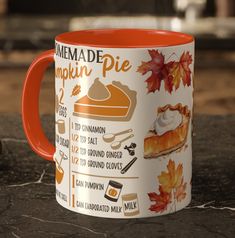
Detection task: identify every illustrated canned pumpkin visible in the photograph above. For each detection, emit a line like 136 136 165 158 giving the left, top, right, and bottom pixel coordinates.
104 180 123 202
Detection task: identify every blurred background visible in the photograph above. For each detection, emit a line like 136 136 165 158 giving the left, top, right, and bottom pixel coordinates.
0 0 234 115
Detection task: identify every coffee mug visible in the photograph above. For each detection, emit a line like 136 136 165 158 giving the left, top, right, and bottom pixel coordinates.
22 29 194 218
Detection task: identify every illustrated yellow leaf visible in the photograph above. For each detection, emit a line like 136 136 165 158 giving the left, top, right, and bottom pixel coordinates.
169 51 192 90
170 62 182 90
158 159 183 193
148 159 187 213
174 179 187 202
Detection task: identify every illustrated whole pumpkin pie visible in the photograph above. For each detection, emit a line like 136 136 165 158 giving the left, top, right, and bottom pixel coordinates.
144 104 191 159
73 78 136 121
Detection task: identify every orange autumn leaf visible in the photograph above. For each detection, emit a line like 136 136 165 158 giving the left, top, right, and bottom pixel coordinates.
158 159 183 193
71 84 81 97
148 159 187 213
137 50 173 93
170 51 192 88
137 50 192 93
174 179 187 202
148 186 171 213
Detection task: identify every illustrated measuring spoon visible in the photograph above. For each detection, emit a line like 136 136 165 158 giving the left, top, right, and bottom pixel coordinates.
111 134 134 150
103 129 133 143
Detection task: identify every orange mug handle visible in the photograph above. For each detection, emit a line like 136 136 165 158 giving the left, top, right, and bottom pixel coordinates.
22 49 55 161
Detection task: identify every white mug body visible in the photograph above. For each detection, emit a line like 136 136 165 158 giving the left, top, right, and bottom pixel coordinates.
54 37 194 218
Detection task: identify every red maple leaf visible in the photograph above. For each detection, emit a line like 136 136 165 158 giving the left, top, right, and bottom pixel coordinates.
137 50 174 93
170 51 192 88
138 50 193 93
148 186 171 213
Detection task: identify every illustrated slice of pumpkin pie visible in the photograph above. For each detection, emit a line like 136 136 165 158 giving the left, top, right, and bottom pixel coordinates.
73 78 136 121
144 104 191 159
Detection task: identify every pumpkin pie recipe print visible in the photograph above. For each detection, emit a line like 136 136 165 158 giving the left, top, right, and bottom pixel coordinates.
54 41 194 218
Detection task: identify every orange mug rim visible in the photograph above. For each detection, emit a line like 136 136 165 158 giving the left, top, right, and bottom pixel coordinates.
55 28 194 48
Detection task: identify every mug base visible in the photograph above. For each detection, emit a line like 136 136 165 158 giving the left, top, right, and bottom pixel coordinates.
56 195 191 219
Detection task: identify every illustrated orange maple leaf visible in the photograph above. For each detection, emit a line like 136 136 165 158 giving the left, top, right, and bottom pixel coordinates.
148 186 172 213
137 50 173 93
148 159 187 213
174 178 187 202
158 159 183 193
71 84 81 97
170 51 192 89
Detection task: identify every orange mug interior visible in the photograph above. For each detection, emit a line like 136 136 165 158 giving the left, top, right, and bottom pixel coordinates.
56 29 194 48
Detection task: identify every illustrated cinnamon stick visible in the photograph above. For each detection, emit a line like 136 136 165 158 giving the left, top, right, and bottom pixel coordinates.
121 157 137 174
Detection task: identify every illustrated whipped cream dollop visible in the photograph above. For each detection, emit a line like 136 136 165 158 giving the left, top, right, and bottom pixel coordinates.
154 109 182 136
88 78 110 100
